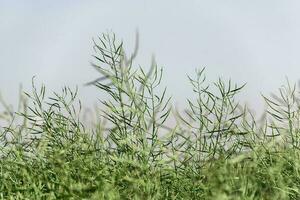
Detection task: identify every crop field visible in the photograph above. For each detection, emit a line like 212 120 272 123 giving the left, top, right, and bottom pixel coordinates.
1 33 300 199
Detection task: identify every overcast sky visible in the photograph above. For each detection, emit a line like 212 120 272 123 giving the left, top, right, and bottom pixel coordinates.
1 1 300 114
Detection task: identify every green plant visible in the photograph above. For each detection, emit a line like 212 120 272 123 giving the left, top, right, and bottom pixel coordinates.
1 32 300 199
88 32 171 165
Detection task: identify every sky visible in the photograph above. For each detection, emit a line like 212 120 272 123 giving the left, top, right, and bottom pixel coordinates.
1 1 300 115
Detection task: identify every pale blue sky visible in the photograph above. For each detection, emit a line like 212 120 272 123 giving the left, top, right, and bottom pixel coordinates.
1 1 300 113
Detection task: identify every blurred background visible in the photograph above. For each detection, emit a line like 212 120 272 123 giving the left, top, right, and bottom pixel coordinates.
1 0 300 117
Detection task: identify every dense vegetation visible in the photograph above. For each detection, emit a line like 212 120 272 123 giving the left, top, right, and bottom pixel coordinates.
1 33 300 199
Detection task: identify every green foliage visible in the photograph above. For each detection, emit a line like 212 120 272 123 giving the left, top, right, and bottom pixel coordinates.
1 32 300 199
